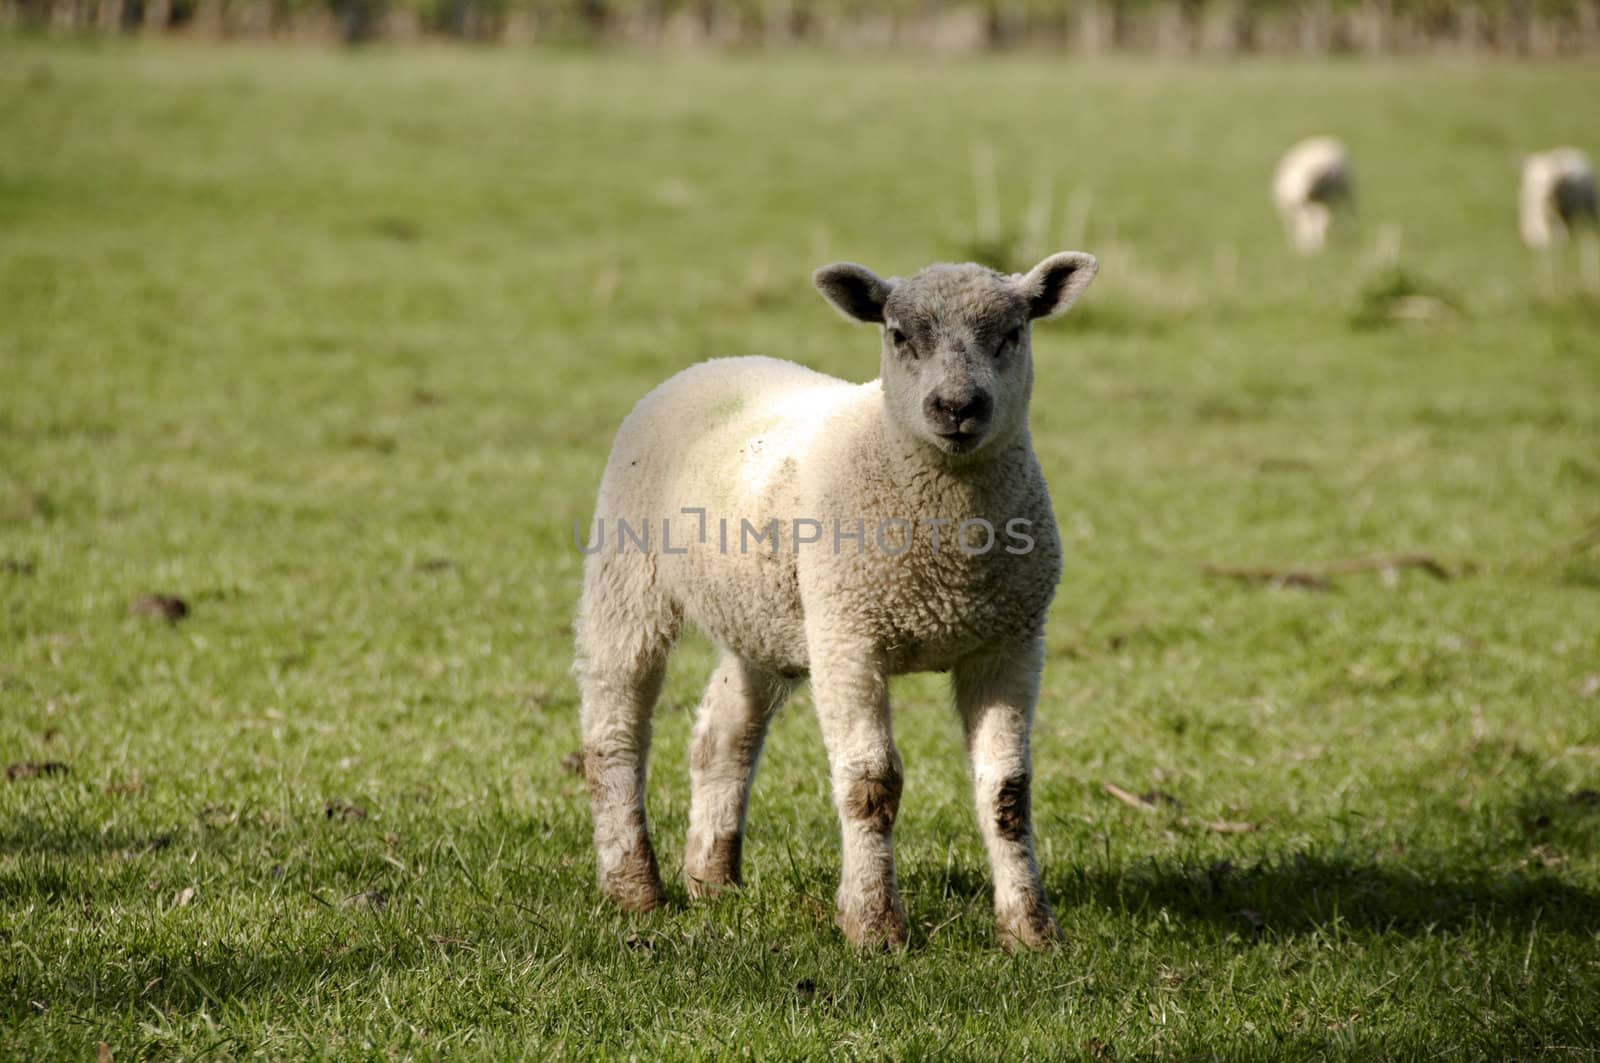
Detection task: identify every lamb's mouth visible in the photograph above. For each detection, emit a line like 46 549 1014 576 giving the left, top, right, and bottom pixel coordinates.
935 429 984 452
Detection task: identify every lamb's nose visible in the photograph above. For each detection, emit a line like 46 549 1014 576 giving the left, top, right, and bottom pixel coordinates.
927 390 992 431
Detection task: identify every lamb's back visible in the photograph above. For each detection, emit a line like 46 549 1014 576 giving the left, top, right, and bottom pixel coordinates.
595 356 868 673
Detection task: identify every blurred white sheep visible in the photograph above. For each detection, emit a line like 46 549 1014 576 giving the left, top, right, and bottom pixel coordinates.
1520 147 1598 291
1273 136 1355 254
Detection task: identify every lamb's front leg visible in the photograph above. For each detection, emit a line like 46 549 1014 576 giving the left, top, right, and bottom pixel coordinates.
810 638 906 950
954 639 1060 950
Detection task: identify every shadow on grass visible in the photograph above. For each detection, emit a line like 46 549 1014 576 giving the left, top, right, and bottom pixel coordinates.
8 799 1600 945
7 792 1599 1017
0 813 178 860
918 787 1600 942
2 939 441 1029
1043 849 1600 941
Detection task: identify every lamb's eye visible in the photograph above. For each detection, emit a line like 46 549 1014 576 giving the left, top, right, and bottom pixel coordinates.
1003 325 1024 349
888 328 914 355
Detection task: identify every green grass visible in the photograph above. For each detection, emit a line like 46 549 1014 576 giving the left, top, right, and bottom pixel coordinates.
3 41 1600 1058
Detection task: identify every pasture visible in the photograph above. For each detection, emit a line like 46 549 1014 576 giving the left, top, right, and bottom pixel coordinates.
2 43 1599 1057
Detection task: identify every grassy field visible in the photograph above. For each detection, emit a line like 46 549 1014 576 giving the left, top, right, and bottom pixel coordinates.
3 41 1600 1058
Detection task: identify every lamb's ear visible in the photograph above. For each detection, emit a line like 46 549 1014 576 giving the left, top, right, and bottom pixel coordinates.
813 263 894 324
1017 252 1099 320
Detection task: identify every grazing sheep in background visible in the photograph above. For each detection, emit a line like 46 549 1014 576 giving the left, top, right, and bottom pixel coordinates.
1520 148 1598 292
1520 148 1597 248
1273 135 1355 254
574 252 1098 950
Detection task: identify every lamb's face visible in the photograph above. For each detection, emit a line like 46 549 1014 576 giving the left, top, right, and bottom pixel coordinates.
878 266 1031 457
813 253 1099 461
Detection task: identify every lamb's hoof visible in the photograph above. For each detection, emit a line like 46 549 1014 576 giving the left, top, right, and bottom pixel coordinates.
685 874 739 901
683 834 742 901
996 906 1061 952
602 876 668 913
836 904 908 951
604 877 668 915
600 843 669 913
685 874 732 901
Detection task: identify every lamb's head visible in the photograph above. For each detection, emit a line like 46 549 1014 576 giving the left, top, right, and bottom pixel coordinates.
813 253 1097 460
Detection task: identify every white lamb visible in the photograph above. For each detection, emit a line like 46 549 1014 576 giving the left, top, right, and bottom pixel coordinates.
1273 135 1355 254
1520 148 1598 292
573 252 1098 950
1520 148 1597 249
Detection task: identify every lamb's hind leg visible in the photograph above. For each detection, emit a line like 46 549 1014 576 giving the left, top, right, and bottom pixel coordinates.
576 564 679 912
684 654 794 898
